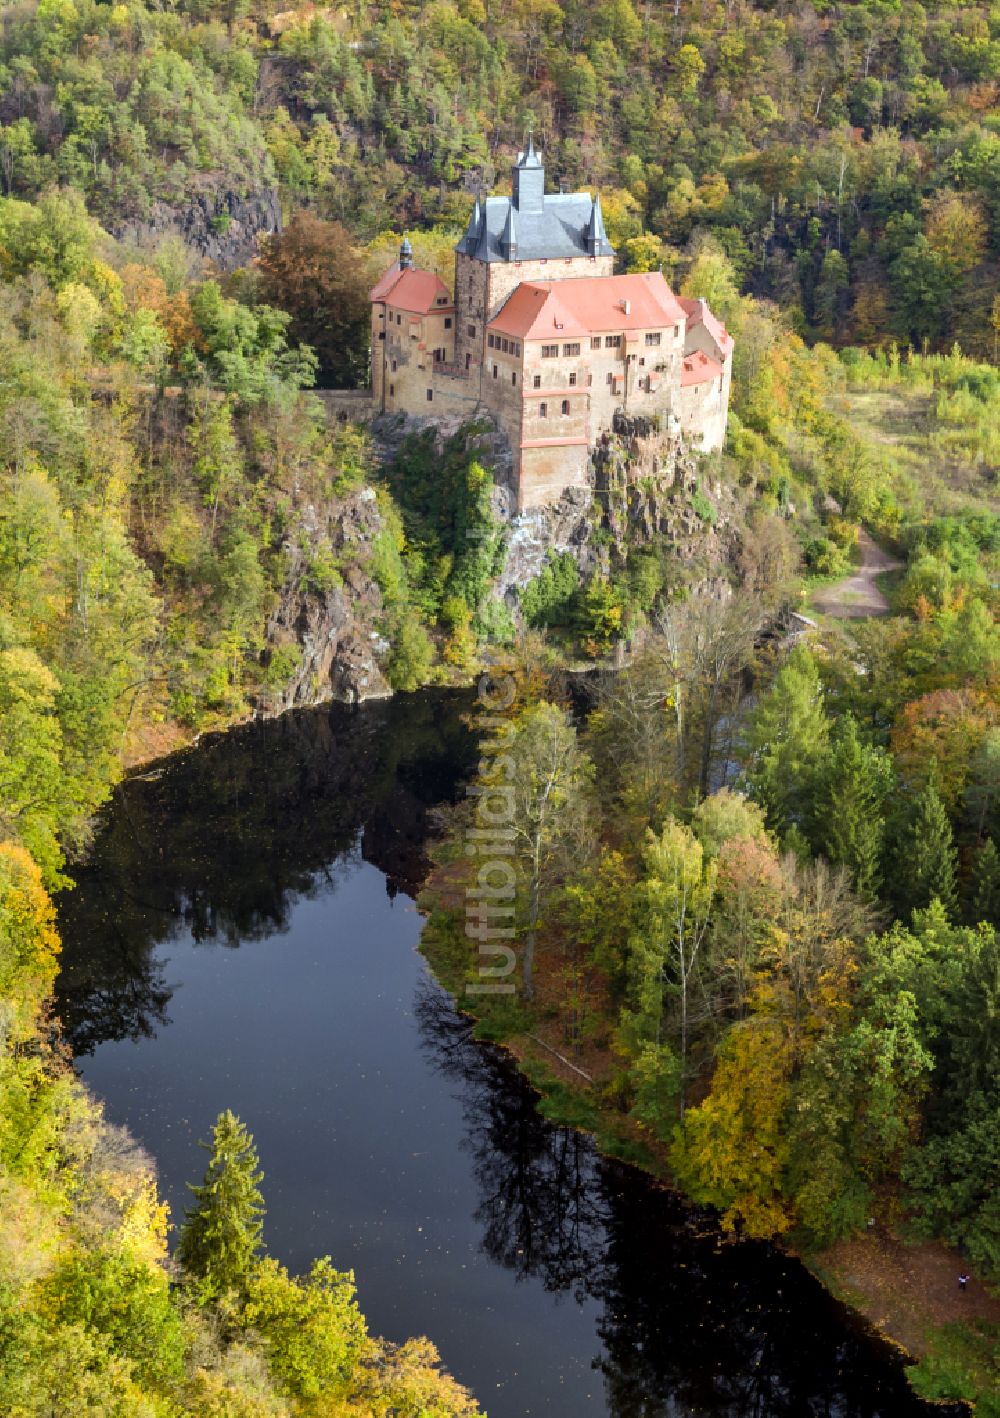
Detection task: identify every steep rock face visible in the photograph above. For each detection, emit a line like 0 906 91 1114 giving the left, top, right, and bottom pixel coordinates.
495 487 595 597
112 187 281 271
264 486 390 708
593 413 740 568
493 414 739 605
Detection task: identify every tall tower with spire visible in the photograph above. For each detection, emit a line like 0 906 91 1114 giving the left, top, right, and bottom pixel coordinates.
510 134 544 214
451 144 616 383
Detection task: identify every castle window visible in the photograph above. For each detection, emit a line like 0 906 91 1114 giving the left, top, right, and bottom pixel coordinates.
465 353 471 369
391 360 397 372
561 400 570 416
539 403 548 418
645 332 661 347
502 338 510 353
514 343 521 356
511 372 517 386
378 332 385 341
569 372 577 387
541 344 558 358
389 384 394 397
397 314 402 325
533 374 541 389
591 337 601 349
606 372 614 385
493 364 498 378
605 334 621 348
468 324 476 337
434 348 443 362
487 334 495 349
426 389 433 402
445 317 452 329
562 342 580 357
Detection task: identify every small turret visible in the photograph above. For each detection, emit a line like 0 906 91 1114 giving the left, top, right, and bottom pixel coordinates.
465 195 483 245
500 202 518 260
585 194 608 256
399 236 414 269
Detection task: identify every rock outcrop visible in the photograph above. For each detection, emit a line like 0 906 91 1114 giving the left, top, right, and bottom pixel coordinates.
111 186 281 271
264 486 390 708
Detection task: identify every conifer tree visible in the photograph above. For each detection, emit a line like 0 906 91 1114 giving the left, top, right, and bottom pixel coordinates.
894 775 959 921
818 715 893 901
969 837 1000 927
177 1111 265 1302
742 646 830 838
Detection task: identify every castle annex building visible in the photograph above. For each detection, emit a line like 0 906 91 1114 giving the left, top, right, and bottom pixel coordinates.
370 141 733 512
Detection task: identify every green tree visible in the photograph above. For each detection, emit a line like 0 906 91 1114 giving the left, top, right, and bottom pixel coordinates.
969 837 1000 926
482 702 594 998
743 647 830 840
241 1256 367 1403
892 776 959 920
385 609 435 691
177 1110 265 1303
623 819 716 1116
0 647 71 887
816 715 893 900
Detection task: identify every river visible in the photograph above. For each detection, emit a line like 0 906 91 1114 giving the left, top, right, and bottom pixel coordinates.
55 690 952 1417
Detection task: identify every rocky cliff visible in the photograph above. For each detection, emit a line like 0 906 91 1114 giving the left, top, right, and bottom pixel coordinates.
264 484 391 708
112 186 281 271
489 411 740 611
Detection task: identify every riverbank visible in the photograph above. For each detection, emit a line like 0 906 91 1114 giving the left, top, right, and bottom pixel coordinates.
417 881 1000 1414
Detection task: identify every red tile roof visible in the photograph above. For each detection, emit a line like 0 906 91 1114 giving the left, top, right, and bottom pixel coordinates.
680 350 724 386
370 264 452 315
679 296 733 357
490 271 686 341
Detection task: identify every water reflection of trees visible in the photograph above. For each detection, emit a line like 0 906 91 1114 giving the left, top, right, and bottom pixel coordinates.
56 691 476 1054
414 977 955 1418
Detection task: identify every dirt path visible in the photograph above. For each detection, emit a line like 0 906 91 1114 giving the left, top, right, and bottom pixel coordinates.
810 530 903 619
817 1228 1000 1361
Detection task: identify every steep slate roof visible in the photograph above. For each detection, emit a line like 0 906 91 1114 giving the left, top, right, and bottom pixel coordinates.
369 265 452 314
456 192 615 262
680 349 725 386
489 271 686 340
679 296 733 357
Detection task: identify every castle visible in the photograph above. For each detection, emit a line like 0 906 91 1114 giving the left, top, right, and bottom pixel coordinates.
370 140 733 513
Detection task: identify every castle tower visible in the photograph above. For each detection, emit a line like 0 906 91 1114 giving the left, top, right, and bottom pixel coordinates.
510 134 544 215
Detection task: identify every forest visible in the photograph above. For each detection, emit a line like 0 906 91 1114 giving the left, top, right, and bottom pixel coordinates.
0 0 999 1407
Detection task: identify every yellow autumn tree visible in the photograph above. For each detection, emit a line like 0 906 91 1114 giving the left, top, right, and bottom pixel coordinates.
671 984 794 1239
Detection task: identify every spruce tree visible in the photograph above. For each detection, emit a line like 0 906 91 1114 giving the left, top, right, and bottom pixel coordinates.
895 776 959 921
743 647 830 838
818 715 893 901
969 837 1000 926
177 1110 265 1302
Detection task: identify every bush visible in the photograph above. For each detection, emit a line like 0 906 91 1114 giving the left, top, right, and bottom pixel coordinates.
804 536 848 578
519 552 579 629
385 610 435 690
692 482 717 524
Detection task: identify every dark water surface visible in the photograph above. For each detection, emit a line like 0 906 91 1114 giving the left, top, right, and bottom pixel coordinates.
56 691 950 1417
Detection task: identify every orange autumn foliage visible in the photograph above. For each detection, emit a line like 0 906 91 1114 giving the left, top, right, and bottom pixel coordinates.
119 264 202 358
891 687 997 811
